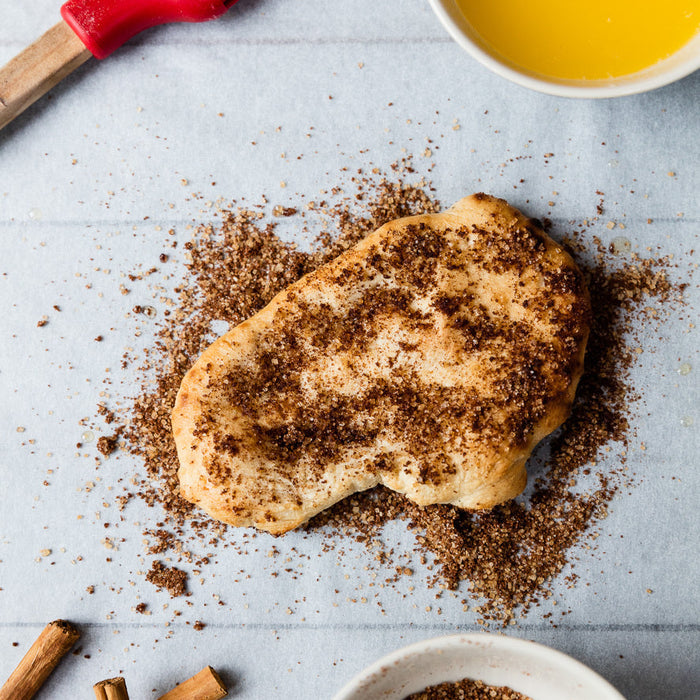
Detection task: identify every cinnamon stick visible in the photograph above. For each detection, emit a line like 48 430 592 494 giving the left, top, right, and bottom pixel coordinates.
93 676 130 700
0 619 80 700
157 666 227 700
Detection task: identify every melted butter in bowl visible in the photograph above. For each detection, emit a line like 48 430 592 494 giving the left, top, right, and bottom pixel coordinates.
456 0 700 81
429 0 700 97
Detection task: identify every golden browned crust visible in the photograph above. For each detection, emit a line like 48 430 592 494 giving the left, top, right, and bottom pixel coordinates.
172 194 591 534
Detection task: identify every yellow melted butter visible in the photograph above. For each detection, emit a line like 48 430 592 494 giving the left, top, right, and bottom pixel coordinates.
456 0 700 80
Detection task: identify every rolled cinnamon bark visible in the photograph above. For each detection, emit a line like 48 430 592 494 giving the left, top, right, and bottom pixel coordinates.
0 620 80 700
93 676 130 700
157 666 227 700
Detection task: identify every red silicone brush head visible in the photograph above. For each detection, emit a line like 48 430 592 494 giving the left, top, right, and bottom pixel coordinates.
61 0 237 59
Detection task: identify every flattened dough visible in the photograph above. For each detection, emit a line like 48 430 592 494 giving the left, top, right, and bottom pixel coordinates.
172 194 590 534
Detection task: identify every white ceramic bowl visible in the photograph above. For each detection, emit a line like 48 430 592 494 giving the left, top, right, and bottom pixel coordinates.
333 633 626 700
428 0 700 98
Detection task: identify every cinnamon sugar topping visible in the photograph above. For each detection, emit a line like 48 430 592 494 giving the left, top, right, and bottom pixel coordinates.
182 198 590 531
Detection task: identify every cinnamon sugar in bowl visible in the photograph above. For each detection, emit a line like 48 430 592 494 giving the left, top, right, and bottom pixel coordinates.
333 634 625 700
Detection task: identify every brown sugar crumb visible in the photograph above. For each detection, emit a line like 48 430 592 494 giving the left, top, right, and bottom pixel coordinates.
97 403 116 424
273 205 298 217
36 316 48 327
145 528 176 554
134 602 147 614
192 620 206 631
97 434 119 456
405 677 532 700
146 561 188 597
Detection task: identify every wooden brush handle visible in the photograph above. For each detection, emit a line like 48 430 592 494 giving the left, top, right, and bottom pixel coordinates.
0 20 91 131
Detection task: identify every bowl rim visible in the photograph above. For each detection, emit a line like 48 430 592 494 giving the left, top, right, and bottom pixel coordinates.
427 0 700 98
332 632 627 700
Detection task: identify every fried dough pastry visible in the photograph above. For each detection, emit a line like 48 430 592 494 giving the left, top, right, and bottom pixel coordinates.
172 194 590 534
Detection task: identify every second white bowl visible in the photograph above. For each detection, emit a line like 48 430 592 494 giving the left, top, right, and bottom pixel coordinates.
333 633 626 700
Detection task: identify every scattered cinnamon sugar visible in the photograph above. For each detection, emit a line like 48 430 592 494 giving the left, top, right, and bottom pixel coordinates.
101 167 688 622
405 677 532 700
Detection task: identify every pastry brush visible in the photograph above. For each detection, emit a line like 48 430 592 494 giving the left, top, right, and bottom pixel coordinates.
0 0 239 131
